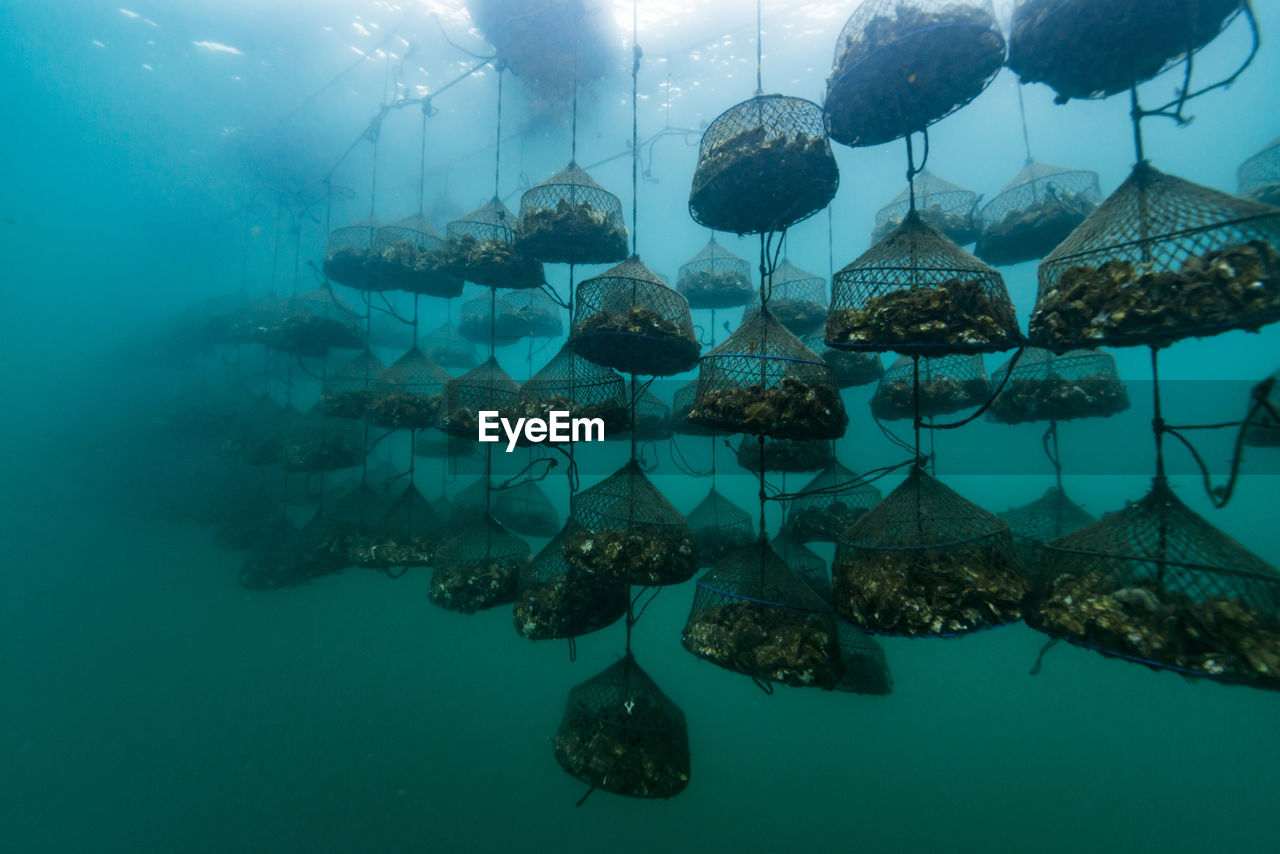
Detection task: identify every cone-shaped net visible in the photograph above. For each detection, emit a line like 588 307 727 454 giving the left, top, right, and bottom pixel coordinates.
515 162 629 264
977 162 1102 266
329 480 392 527
440 357 520 439
321 350 387 419
226 397 293 467
1244 370 1280 447
676 240 755 309
281 406 364 473
689 94 839 235
873 172 981 245
1028 480 1280 689
570 256 700 376
553 653 690 799
835 621 894 695
338 484 443 568
802 331 883 388
746 260 829 335
689 308 848 440
1239 134 1280 207
420 322 479 371
514 529 628 641
367 214 463 297
829 212 1022 354
825 0 1005 147
999 487 1096 582
491 478 560 537
772 532 829 600
515 344 629 440
324 216 377 288
428 515 530 613
240 514 346 590
368 312 416 351
988 348 1129 424
1009 0 1244 103
832 467 1027 636
737 435 834 473
683 540 844 687
629 389 673 441
673 379 716 436
257 288 365 356
563 460 698 586
366 347 450 430
497 289 563 339
871 354 991 421
441 198 545 289
687 487 756 566
785 461 882 542
1029 163 1280 351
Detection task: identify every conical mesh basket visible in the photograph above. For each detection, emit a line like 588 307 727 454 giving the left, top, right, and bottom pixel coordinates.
339 484 443 568
440 357 520 439
687 487 756 567
420 323 479 371
366 347 450 430
988 348 1129 424
441 198 545 289
323 216 378 289
515 162 629 264
428 515 530 613
873 172 981 245
802 331 883 388
320 350 386 419
785 461 882 542
976 162 1102 266
281 406 364 473
676 239 755 309
258 288 365 356
870 354 991 421
514 529 628 641
1239 134 1280 206
240 514 346 590
745 260 829 334
491 478 560 538
515 344 629 440
1029 162 1280 351
736 436 835 473
835 621 894 695
998 487 1096 582
367 214 463 297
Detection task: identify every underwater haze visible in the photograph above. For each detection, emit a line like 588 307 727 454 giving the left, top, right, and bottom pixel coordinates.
4 1 1280 852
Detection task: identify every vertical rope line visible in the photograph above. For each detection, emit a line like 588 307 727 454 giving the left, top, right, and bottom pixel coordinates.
495 67 505 200
369 134 380 219
1016 83 1033 165
1151 346 1166 484
291 214 302 297
1130 84 1146 164
755 0 763 96
418 109 429 215
757 434 767 538
631 0 640 256
269 204 282 294
912 355 921 459
489 287 497 361
827 205 834 282
239 214 250 294
571 8 580 163
905 134 917 213
630 373 638 462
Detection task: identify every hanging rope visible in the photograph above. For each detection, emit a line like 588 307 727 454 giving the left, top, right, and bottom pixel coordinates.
571 7 581 163
755 0 764 96
904 129 930 212
630 0 641 256
494 65 506 200
1016 83 1033 166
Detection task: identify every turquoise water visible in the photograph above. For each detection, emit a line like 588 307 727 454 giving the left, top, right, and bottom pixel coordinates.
4 2 1280 852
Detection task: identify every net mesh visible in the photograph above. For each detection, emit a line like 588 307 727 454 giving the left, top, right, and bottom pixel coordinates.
771 531 830 601
872 171 981 246
832 466 1027 636
255 288 365 356
491 478 560 538
1239 134 1280 207
870 353 992 421
336 484 444 568
673 379 716 436
240 515 347 590
1029 162 1280 351
1028 480 1280 689
825 0 1005 147
421 323 479 371
689 94 839 235
553 653 691 799
441 357 521 438
988 347 1129 424
835 621 894 695
689 308 848 440
630 390 673 441
570 257 700 376
687 487 756 566
365 347 451 430
828 212 1022 355
441 198 546 289
801 331 884 388
281 406 365 473
515 162 629 264
323 216 378 289
515 344 629 439
428 515 530 613
563 460 698 586
736 436 835 473
514 529 629 641
785 461 882 542
1009 0 1245 103
745 260 829 334
998 486 1096 582
367 214 464 297
320 350 387 419
976 162 1102 267
676 240 755 310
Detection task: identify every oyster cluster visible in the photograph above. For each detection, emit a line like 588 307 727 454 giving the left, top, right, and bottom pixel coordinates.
325 527 435 569
1031 241 1280 349
1032 571 1280 687
243 313 364 357
827 278 1020 352
513 578 627 640
322 247 368 288
553 705 689 799
364 392 443 430
319 389 373 420
563 526 698 586
786 502 868 542
832 544 1028 635
976 192 1096 266
689 377 846 440
989 376 1129 424
678 269 755 309
873 203 980 246
682 602 844 688
576 307 700 376
767 299 828 335
280 434 363 473
691 128 838 234
692 528 756 567
428 558 522 613
436 234 544 289
827 3 1004 146
871 376 991 421
516 199 628 264
366 240 463 296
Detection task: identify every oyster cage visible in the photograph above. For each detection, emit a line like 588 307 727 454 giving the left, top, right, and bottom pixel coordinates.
367 214 464 298
683 540 845 688
553 652 691 800
784 461 882 543
320 350 387 420
832 466 1028 637
689 94 839 235
336 484 444 569
988 348 1129 425
366 347 450 430
828 212 1022 355
687 486 756 567
835 621 894 695
440 357 520 439
802 330 883 389
491 478 560 538
515 344 629 441
673 379 716 436
281 406 364 473
628 389 673 441
825 0 1005 147
323 216 378 289
754 259 829 335
515 162 628 265
257 288 365 357
998 487 1096 582
772 532 829 601
563 459 698 586
514 529 628 642
1029 162 1280 352
428 515 530 614
1239 134 1280 207
441 198 545 289
1028 480 1280 690
420 322 478 371
873 171 981 246
676 239 755 310
736 436 835 473
871 353 992 421
976 162 1102 267
459 291 563 345
570 256 700 377
688 308 848 441
1009 0 1245 103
